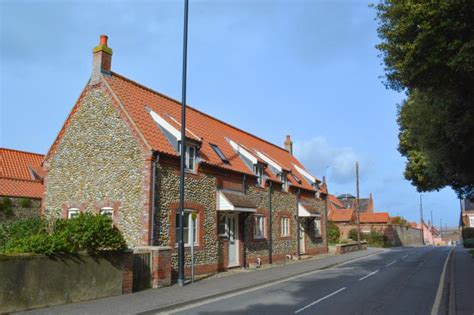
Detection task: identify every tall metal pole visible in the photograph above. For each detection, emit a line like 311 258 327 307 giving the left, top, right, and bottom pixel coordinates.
177 0 190 287
355 162 361 249
430 210 433 228
420 194 425 245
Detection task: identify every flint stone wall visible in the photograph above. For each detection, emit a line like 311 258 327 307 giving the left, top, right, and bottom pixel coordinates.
153 163 218 269
43 87 147 247
0 197 41 222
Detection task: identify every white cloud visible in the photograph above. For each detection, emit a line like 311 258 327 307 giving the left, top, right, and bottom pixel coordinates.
293 137 363 184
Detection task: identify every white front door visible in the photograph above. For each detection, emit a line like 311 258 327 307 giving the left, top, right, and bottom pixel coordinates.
227 214 239 267
299 221 305 254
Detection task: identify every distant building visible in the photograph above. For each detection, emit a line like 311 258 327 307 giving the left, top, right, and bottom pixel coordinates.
461 198 474 228
0 148 44 221
337 193 374 213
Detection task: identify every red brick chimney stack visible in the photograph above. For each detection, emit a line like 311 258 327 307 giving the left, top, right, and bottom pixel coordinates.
284 135 293 155
90 35 113 85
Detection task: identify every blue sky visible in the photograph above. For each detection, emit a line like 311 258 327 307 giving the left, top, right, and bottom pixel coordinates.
0 0 461 227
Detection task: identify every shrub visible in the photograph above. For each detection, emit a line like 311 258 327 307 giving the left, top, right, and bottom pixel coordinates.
0 214 126 255
0 218 46 251
464 239 474 248
54 213 126 253
348 228 387 247
365 230 387 247
0 197 13 216
19 198 32 208
328 221 340 243
462 228 474 240
348 228 359 241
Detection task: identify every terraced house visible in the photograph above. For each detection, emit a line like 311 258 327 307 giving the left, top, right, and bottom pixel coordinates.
43 36 328 277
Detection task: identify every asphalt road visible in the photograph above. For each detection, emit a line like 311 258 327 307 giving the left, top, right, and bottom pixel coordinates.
168 247 452 315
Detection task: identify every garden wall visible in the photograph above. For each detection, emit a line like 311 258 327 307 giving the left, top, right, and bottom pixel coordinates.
337 224 423 246
0 196 41 223
0 251 133 313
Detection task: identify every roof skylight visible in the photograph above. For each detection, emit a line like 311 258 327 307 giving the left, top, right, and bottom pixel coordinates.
210 143 229 164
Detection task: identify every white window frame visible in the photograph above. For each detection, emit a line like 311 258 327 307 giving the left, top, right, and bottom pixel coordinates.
176 210 198 246
218 213 227 237
179 144 197 172
254 215 265 239
470 216 474 227
314 218 321 236
280 172 289 191
254 164 264 186
100 207 114 220
68 208 80 219
281 217 290 237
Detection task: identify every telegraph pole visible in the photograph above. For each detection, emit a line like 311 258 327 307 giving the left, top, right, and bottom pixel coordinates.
355 162 361 249
420 194 425 245
177 0 190 287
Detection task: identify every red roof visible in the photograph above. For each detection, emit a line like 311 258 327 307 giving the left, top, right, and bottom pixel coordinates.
329 209 354 222
0 178 44 199
328 194 344 208
0 148 44 199
359 212 390 224
96 72 319 191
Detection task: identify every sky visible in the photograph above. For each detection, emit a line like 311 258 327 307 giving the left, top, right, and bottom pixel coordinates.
0 0 461 227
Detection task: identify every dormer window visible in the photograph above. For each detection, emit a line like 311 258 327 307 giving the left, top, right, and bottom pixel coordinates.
254 164 264 186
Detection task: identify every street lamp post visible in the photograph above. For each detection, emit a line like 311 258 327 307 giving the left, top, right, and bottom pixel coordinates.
177 0 190 287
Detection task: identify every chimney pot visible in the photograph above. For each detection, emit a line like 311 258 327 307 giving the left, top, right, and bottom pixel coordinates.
100 35 108 46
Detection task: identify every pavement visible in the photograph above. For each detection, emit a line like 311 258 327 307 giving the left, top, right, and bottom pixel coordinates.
20 247 384 315
452 247 474 315
167 246 452 315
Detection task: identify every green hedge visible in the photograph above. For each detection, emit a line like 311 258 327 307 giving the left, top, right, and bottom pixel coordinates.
348 228 388 247
462 228 474 240
0 213 126 255
328 221 340 243
464 239 474 248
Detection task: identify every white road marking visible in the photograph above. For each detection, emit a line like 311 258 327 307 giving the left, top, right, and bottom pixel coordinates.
386 261 397 267
294 287 347 314
431 248 455 315
402 254 408 259
358 270 379 281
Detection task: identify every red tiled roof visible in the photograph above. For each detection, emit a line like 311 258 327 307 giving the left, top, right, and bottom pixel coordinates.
328 194 344 208
329 209 354 222
0 148 44 199
359 212 390 224
1 148 44 180
0 178 43 199
101 72 319 192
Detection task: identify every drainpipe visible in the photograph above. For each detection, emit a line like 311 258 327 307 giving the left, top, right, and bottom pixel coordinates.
242 174 247 268
296 189 301 258
149 152 159 246
324 192 329 250
243 212 248 268
268 181 273 264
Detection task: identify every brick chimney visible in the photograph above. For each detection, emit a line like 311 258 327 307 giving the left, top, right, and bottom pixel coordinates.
90 35 113 85
368 193 374 213
284 135 293 155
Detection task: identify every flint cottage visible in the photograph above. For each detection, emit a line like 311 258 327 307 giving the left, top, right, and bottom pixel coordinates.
43 35 328 277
